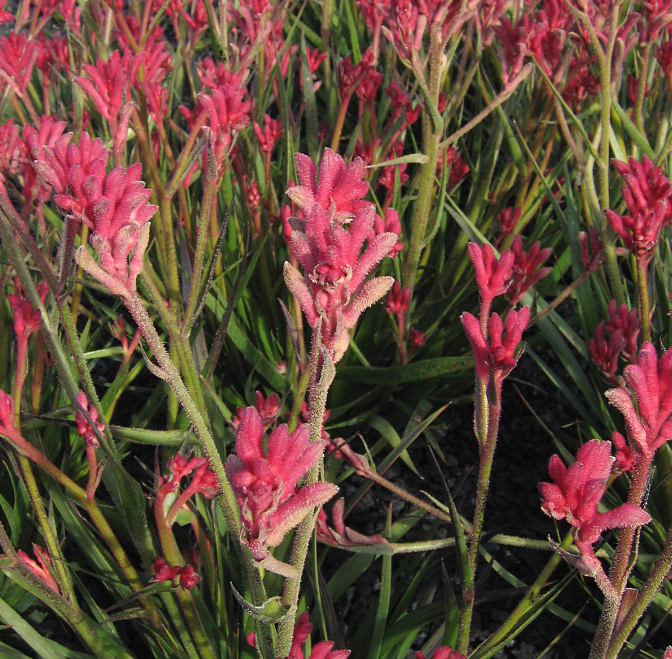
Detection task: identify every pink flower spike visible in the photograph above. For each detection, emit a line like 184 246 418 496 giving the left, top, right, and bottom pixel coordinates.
0 389 15 432
467 242 514 307
285 150 397 361
225 408 338 563
253 113 282 154
506 236 553 306
605 300 639 362
606 341 672 456
539 439 650 566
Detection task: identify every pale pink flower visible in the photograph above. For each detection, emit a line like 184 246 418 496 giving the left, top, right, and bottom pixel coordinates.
467 242 514 309
284 149 396 361
225 408 338 562
539 439 650 566
605 342 672 458
461 307 530 383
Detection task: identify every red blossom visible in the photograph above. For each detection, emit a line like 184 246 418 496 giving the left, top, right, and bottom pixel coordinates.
467 242 514 309
0 118 25 183
461 307 530 383
368 208 404 258
579 227 602 269
284 149 396 361
409 327 424 347
496 206 520 236
75 391 105 448
605 300 639 362
253 113 282 154
197 57 246 90
151 558 200 589
33 131 111 226
337 48 375 101
8 278 48 338
18 545 60 594
0 33 38 95
605 156 672 260
225 408 338 563
605 342 672 458
538 439 650 567
589 322 625 381
231 391 281 430
151 557 179 582
505 236 553 306
75 51 136 134
287 611 351 659
384 280 410 316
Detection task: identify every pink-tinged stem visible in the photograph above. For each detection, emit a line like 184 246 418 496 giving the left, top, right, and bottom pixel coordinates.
589 453 653 658
397 311 407 365
85 445 98 501
605 522 672 657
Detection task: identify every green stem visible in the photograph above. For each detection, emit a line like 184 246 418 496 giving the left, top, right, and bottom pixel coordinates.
155 494 216 659
471 532 573 658
124 294 274 658
277 339 335 657
402 30 443 291
604 524 672 658
590 454 653 656
636 256 651 343
457 395 502 654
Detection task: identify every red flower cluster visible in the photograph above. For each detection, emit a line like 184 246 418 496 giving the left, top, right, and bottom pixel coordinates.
506 235 553 306
605 156 672 260
539 440 650 573
225 407 337 563
75 391 105 448
461 307 530 385
385 280 411 316
231 391 281 430
8 278 48 338
284 149 396 362
151 557 199 590
606 342 672 459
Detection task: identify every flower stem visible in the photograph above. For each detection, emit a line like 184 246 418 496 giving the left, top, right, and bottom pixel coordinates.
277 339 335 657
457 395 502 654
636 256 651 343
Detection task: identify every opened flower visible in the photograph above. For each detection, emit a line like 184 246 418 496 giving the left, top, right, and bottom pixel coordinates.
605 341 672 458
284 149 396 362
225 407 338 564
539 439 650 572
